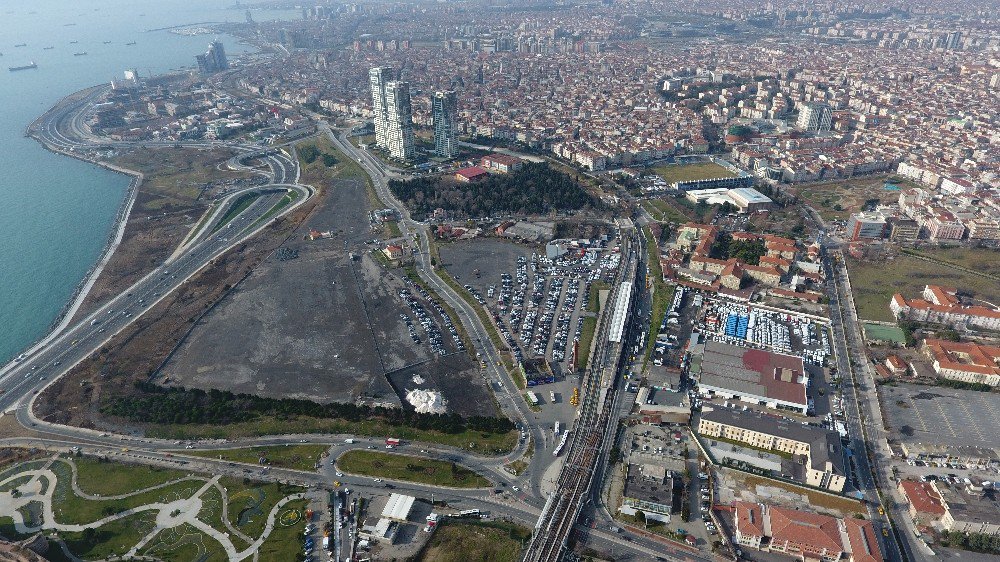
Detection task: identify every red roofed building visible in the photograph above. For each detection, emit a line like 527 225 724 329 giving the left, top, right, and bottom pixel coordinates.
455 166 489 183
732 502 885 562
922 338 1000 387
481 153 524 173
898 480 946 525
769 506 845 561
890 285 1000 331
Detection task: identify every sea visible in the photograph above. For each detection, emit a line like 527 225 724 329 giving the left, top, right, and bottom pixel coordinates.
0 0 296 364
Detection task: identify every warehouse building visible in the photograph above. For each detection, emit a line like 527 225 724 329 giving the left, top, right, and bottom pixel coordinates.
692 340 810 414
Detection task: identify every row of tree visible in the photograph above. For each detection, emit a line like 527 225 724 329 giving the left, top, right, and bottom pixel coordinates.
941 530 1000 554
101 382 515 436
389 162 598 219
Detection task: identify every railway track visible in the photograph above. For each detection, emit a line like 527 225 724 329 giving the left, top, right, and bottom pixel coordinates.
524 233 640 562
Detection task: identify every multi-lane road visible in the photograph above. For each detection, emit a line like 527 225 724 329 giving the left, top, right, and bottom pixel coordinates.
0 88 314 434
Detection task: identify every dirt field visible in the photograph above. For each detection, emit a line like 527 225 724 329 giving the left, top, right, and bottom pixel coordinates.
35 195 315 431
160 145 495 416
73 147 260 320
791 175 917 221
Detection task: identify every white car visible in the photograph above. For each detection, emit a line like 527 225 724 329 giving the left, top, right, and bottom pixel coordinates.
373 478 382 483
336 472 343 477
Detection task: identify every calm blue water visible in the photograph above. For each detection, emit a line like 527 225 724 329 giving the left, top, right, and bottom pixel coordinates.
0 0 295 364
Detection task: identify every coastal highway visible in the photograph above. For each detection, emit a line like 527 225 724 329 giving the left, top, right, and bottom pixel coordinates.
0 182 309 417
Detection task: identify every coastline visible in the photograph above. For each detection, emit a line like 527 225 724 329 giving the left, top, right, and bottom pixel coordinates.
6 88 143 367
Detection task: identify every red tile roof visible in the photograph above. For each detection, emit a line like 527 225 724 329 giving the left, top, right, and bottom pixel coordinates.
899 480 946 516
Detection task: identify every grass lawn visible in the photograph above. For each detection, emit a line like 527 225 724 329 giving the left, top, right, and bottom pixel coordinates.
903 247 1000 281
642 225 676 367
337 450 491 488
179 445 328 471
219 477 303 540
418 520 530 562
195 484 253 551
145 416 518 455
847 252 1000 322
652 162 735 186
577 317 597 371
72 456 189 496
644 198 693 223
112 147 250 206
59 511 158 560
256 498 309 562
49 460 204 526
862 323 906 345
140 522 229 562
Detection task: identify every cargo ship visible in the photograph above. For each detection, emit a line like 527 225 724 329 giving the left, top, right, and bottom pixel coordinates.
9 61 37 71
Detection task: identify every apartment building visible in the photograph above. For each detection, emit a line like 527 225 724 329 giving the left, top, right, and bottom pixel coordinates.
890 285 1000 331
922 338 1000 387
432 90 458 158
698 408 846 492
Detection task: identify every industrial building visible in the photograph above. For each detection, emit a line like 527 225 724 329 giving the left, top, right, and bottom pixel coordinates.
692 340 810 414
619 464 676 523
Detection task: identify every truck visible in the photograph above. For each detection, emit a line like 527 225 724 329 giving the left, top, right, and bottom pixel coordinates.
385 437 401 447
344 438 355 444
554 421 561 435
550 391 557 403
526 391 540 406
322 536 330 549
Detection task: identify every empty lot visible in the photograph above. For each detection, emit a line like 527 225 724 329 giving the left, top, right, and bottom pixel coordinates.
161 147 495 415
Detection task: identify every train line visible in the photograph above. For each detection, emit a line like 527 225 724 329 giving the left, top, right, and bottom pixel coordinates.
524 231 640 562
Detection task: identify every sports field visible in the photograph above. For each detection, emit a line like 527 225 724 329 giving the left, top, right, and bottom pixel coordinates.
652 162 736 186
862 323 906 345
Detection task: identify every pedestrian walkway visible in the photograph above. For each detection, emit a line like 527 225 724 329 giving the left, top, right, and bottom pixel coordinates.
0 456 302 561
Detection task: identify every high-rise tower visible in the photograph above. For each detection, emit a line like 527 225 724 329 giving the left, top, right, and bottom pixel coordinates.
432 90 458 158
384 81 415 161
369 66 393 148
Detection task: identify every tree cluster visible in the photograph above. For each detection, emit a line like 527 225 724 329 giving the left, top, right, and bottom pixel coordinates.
101 382 515 435
942 530 1000 554
388 163 598 220
709 232 767 265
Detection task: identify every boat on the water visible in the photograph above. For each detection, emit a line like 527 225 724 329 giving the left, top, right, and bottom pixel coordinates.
126 41 136 46
69 40 78 44
14 43 26 47
73 51 87 56
9 61 38 71
103 40 111 44
43 46 54 50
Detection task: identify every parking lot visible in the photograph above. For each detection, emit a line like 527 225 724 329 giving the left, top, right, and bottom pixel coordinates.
442 237 622 376
699 299 832 366
881 383 1000 449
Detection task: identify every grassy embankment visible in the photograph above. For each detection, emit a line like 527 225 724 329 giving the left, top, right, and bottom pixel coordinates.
417 520 531 562
337 450 491 488
178 444 329 471
642 225 676 369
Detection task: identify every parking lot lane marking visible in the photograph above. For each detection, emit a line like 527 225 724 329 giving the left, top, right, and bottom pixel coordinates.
932 399 959 440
